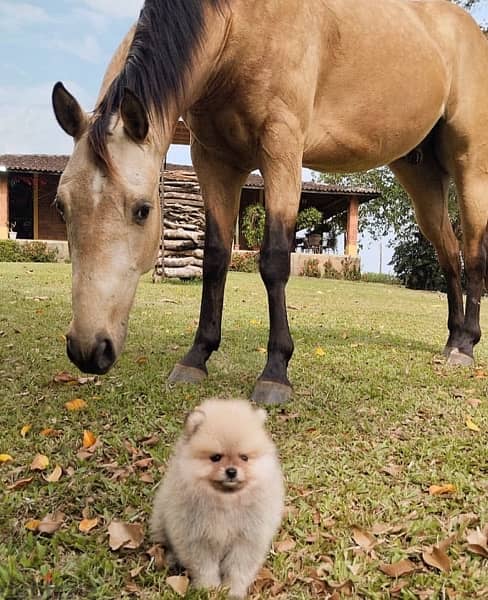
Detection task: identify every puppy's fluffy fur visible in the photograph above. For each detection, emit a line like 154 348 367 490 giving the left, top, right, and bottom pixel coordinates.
150 399 284 599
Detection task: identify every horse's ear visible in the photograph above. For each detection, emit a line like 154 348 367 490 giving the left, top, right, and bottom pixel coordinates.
52 82 87 139
121 88 149 143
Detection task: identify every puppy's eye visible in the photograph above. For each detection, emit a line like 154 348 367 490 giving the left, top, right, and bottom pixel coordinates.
133 202 152 224
240 454 249 462
210 454 222 463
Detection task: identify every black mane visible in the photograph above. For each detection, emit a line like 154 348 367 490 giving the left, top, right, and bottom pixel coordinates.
89 0 227 169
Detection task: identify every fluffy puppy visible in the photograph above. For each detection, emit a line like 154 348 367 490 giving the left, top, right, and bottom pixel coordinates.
150 398 284 599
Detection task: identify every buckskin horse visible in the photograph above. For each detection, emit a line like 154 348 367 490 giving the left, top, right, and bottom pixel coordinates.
52 0 488 404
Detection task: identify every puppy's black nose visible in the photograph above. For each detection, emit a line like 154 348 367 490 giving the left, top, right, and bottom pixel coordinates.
225 467 237 479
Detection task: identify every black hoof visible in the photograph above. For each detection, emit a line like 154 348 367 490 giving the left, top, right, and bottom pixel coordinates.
168 364 207 384
251 380 292 405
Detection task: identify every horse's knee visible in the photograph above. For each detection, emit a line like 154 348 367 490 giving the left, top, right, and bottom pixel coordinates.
259 247 290 284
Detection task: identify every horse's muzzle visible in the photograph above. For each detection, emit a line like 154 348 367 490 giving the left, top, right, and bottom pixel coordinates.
66 333 116 374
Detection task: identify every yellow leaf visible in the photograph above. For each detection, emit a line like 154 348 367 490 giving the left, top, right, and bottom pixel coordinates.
466 416 480 432
44 465 62 483
25 519 41 531
30 454 49 471
79 517 99 533
136 355 148 365
256 347 267 353
314 346 326 356
65 398 87 411
40 428 62 437
83 430 97 448
428 484 456 496
20 424 32 438
0 453 13 463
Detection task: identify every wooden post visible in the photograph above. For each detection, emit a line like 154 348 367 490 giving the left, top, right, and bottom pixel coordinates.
345 196 359 257
33 173 39 239
0 173 8 239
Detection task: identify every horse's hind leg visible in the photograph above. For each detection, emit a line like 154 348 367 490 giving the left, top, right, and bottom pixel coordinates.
168 143 249 383
390 151 465 360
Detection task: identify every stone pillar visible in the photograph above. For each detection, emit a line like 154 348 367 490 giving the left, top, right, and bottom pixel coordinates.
0 173 8 239
345 196 359 257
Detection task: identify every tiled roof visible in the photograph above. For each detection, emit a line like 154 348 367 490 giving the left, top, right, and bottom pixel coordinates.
0 154 379 198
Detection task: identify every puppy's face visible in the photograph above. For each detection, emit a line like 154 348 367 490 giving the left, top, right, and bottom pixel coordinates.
178 400 276 495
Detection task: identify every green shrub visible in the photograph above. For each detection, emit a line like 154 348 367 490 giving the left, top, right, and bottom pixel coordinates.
229 251 259 272
300 257 321 278
0 240 58 263
241 203 265 249
341 257 361 281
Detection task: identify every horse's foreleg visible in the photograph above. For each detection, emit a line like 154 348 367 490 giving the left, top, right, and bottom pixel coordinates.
168 146 248 384
251 135 302 404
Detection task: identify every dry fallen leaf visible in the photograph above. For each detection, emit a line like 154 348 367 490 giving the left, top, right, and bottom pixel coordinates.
7 476 34 490
25 519 41 531
44 465 62 483
465 416 480 432
20 424 32 438
166 575 189 597
275 538 296 552
53 371 78 383
38 511 65 535
30 454 49 471
314 346 326 356
40 428 63 437
79 517 99 533
381 463 403 477
147 544 166 570
0 453 13 463
107 521 144 551
379 558 417 577
139 472 154 484
466 398 482 408
82 430 97 448
65 398 87 411
422 545 451 573
466 528 488 558
352 526 377 551
135 355 148 365
428 484 456 496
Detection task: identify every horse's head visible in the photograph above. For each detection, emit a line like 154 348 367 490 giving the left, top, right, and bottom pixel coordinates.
52 82 162 374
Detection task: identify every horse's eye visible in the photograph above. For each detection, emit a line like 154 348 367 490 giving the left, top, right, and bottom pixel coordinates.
240 454 249 462
54 197 65 222
210 454 222 463
133 202 151 224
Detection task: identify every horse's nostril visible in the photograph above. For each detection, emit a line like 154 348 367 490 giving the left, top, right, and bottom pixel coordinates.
94 337 115 373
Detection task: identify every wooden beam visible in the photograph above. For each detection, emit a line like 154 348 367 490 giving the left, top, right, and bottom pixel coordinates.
0 173 8 239
345 196 359 256
33 173 39 239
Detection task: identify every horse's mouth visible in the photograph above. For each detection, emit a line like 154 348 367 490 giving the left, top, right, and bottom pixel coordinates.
66 334 116 374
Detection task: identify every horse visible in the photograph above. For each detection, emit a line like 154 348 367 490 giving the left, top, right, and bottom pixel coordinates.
52 0 488 404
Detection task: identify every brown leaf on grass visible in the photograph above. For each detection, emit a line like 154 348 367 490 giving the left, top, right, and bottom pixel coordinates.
107 521 144 551
38 511 65 534
139 434 160 447
381 463 403 477
7 476 34 490
351 526 377 551
130 565 145 578
53 371 78 383
82 430 97 448
44 465 62 483
166 575 189 596
30 454 49 471
0 453 13 463
25 519 41 531
135 355 148 365
65 398 87 411
275 538 296 552
77 437 102 460
422 545 451 572
428 484 456 496
20 424 32 437
466 398 482 408
40 428 63 437
466 528 488 558
79 517 99 533
139 472 154 484
251 567 278 594
379 559 417 577
123 440 141 457
133 457 153 469
147 544 166 570
371 522 394 536
448 512 479 530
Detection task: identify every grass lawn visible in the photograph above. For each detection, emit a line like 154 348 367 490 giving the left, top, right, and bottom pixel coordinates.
0 263 487 599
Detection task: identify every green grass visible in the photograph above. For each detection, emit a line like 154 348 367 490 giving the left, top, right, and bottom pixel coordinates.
0 263 487 599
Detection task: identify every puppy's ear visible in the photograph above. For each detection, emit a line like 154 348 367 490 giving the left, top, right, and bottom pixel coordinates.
184 409 205 437
255 407 268 424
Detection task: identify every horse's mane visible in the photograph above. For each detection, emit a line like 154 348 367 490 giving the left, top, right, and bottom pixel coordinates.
89 0 227 171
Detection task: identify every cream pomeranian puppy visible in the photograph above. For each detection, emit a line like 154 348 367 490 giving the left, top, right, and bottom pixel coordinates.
150 398 284 599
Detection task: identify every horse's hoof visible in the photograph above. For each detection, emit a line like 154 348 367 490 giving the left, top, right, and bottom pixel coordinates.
446 348 474 367
251 380 292 405
168 364 207 384
443 345 453 358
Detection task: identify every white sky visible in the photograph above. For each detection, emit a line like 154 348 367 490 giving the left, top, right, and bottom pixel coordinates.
0 0 486 272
